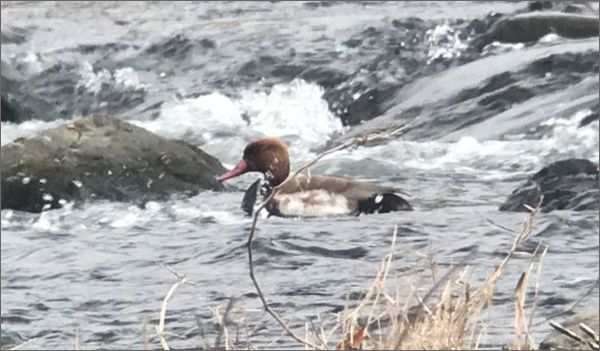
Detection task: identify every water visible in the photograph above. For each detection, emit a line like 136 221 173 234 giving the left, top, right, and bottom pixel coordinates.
1 1 599 349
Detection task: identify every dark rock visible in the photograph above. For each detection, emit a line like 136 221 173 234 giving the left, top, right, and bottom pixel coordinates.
562 3 592 14
303 1 339 9
333 86 399 126
144 34 195 60
474 12 599 51
321 17 436 126
579 103 599 128
1 115 225 213
0 26 32 45
539 309 599 350
499 159 599 213
1 59 148 123
462 12 504 38
0 328 26 350
1 59 53 123
528 1 553 12
298 66 348 89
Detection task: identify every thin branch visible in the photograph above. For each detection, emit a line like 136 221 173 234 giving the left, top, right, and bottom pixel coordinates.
245 120 419 349
142 315 149 350
527 245 548 333
214 298 236 349
579 323 600 344
549 321 584 344
155 264 191 351
155 261 196 285
7 338 37 351
533 275 599 327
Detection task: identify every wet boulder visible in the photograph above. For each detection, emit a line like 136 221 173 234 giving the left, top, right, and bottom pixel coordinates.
499 158 599 213
539 309 599 350
1 115 226 213
474 12 599 51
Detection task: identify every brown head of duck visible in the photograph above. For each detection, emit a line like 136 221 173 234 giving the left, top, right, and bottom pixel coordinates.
218 137 290 187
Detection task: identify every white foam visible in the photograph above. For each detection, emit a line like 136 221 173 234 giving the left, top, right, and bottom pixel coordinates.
135 79 344 164
22 52 45 75
238 79 344 152
109 211 140 228
324 108 598 179
538 33 561 43
77 62 147 95
425 24 468 64
1 119 67 146
113 67 146 90
77 61 113 95
137 92 247 141
481 41 525 56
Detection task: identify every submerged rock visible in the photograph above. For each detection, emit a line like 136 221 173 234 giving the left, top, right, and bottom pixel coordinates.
578 102 599 128
1 115 225 213
1 59 53 123
539 309 599 350
474 12 599 51
0 26 32 45
499 158 599 213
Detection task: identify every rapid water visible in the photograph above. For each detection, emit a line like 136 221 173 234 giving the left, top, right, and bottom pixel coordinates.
1 1 598 349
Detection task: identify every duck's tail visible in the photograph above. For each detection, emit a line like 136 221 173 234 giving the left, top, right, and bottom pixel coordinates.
358 192 413 214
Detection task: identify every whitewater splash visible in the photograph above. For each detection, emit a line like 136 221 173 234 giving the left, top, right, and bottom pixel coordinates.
135 79 346 165
2 73 345 165
77 61 148 94
1 119 67 146
316 108 599 180
425 24 469 64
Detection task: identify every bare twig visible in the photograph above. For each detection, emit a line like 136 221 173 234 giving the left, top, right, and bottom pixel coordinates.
214 298 236 350
486 218 517 234
154 265 192 350
534 275 599 327
142 315 149 350
549 321 584 344
73 324 82 350
580 323 600 344
245 121 418 349
7 338 37 351
527 246 548 334
549 320 599 350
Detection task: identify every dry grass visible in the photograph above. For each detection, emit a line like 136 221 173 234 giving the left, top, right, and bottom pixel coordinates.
8 200 596 350
139 198 572 351
291 200 548 351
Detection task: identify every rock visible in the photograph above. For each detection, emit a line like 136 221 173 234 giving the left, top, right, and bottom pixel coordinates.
539 309 599 350
1 115 225 213
527 1 553 12
474 12 599 51
2 57 149 123
578 103 599 128
1 59 70 123
499 159 599 213
525 1 597 14
0 26 31 45
1 59 50 123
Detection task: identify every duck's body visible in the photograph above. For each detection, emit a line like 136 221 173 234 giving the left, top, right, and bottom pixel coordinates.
219 137 412 218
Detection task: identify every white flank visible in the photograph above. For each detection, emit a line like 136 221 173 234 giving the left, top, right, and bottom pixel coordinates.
275 190 350 217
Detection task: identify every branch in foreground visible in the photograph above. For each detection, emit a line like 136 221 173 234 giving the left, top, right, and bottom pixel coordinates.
155 264 193 350
245 120 419 349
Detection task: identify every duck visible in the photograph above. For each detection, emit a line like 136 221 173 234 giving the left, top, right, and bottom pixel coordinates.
218 137 412 217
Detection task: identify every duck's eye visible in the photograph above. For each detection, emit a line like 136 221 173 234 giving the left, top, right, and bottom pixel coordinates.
245 159 256 171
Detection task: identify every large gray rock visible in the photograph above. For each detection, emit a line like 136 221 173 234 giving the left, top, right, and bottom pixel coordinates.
539 309 599 350
499 158 599 213
475 12 599 51
1 115 225 212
